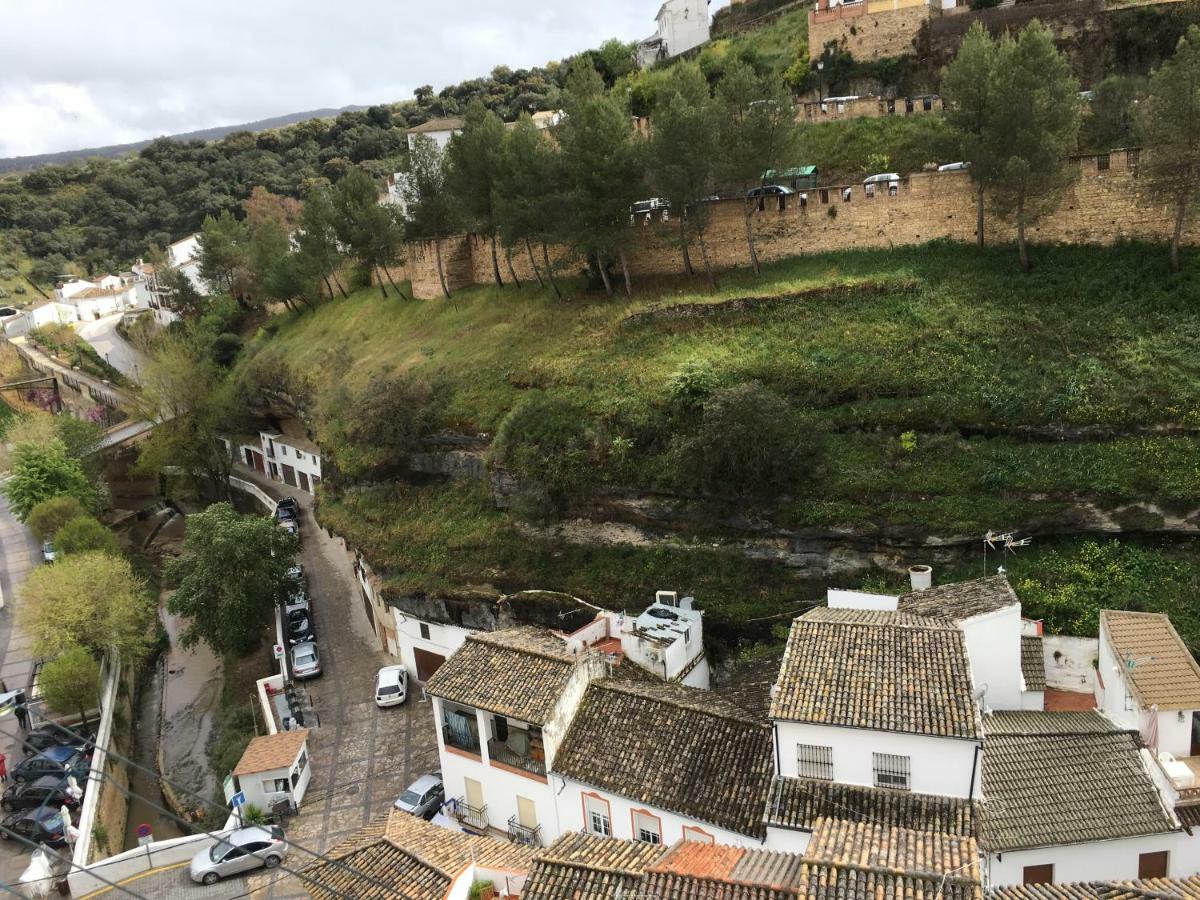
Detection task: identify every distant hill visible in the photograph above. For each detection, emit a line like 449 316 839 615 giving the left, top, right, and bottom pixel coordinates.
0 105 368 174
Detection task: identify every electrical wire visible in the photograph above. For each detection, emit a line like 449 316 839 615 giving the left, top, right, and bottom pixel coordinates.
0 821 150 900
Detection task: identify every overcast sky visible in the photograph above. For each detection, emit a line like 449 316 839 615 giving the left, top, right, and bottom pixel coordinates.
0 0 729 159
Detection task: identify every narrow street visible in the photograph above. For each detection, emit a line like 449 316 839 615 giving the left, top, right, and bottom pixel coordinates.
0 495 51 888
74 312 146 383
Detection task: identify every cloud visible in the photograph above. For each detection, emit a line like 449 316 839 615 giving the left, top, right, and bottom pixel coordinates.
0 0 727 158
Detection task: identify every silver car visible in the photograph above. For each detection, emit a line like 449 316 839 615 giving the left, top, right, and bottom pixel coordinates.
394 773 444 819
290 641 321 679
189 825 288 885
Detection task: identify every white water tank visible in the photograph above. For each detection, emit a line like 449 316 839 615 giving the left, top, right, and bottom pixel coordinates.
908 565 933 591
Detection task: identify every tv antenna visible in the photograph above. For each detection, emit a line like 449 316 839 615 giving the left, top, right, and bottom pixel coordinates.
982 530 1032 576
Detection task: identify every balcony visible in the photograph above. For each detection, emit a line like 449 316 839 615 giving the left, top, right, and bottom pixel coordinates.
450 798 488 832
507 816 542 847
487 738 546 778
443 724 481 756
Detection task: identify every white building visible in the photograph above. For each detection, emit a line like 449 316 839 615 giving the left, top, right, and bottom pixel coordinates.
406 117 464 152
165 234 207 296
635 0 711 68
258 431 322 494
5 273 147 337
229 729 312 816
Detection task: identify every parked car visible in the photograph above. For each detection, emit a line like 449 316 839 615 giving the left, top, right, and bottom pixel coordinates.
286 608 315 646
12 747 89 784
375 666 409 708
21 722 94 755
630 198 669 223
0 806 70 848
275 497 300 519
393 773 444 819
284 584 310 615
1 776 81 813
863 172 901 185
278 518 299 537
290 641 321 679
937 161 969 172
188 825 289 885
746 184 795 200
285 564 306 585
41 542 55 564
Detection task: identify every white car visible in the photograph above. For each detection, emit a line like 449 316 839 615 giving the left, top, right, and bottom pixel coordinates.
375 666 409 707
41 542 56 564
863 172 901 185
937 161 969 172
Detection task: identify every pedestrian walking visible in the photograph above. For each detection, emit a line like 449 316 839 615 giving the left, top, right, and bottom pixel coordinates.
0 752 8 783
14 691 29 730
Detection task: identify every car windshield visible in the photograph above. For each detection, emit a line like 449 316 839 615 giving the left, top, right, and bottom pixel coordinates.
211 840 234 862
296 652 315 666
398 790 421 806
378 685 399 695
289 615 310 633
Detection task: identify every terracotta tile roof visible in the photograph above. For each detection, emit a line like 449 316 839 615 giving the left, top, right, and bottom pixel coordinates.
764 776 979 837
232 728 308 776
983 710 1115 736
1101 610 1200 710
1177 804 1200 828
793 860 982 900
300 814 449 900
1044 688 1096 712
770 607 981 739
382 807 535 872
424 626 580 725
522 832 667 900
407 116 464 133
806 817 980 881
555 678 774 838
981 728 1177 851
1021 635 1046 691
898 575 1019 621
990 876 1200 899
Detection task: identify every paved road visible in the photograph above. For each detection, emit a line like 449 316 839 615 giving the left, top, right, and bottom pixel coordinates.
0 496 51 888
117 469 438 899
75 313 145 383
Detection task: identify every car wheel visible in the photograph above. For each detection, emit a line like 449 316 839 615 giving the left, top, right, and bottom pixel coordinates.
202 872 220 886
12 775 25 784
0 829 9 840
264 855 281 869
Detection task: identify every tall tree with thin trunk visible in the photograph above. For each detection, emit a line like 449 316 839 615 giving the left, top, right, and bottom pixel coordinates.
941 23 1001 248
446 100 508 287
495 114 567 299
402 135 459 300
296 186 348 299
649 63 719 289
715 61 800 276
1138 25 1200 272
331 168 395 296
985 21 1082 272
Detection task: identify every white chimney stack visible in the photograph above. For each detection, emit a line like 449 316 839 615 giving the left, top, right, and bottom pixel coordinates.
908 565 932 591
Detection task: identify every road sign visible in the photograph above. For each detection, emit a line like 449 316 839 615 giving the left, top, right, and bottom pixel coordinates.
136 823 153 846
231 791 246 808
273 644 285 660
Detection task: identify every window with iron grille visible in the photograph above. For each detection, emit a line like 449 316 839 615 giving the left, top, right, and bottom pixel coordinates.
1097 153 1110 172
797 744 833 781
1126 149 1140 168
872 752 911 790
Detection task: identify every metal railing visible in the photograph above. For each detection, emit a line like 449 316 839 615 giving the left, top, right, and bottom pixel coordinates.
443 724 481 755
487 738 546 777
507 816 542 847
452 798 488 831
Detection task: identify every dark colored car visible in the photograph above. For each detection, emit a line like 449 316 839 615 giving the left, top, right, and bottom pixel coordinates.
21 722 94 756
0 806 70 848
2 775 81 813
275 498 300 521
12 747 89 784
746 184 795 200
286 608 315 646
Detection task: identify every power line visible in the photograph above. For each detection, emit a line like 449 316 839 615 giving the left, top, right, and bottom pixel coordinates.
0 822 150 900
0 721 405 896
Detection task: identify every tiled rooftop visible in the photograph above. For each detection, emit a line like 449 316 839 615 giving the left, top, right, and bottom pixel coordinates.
898 574 1019 621
990 875 1200 899
1102 610 1200 710
770 607 981 739
764 775 979 838
1021 634 1046 691
982 710 1116 736
554 679 774 838
424 626 580 725
522 832 668 900
806 817 981 880
232 728 308 776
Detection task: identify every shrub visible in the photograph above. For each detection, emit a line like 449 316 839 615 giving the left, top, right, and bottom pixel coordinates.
3 441 99 521
211 332 243 367
55 515 121 556
492 392 602 506
26 495 87 541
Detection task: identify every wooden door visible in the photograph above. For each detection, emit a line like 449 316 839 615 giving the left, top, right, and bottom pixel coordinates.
517 796 537 830
414 648 446 682
464 777 484 811
1138 852 1168 879
1023 865 1053 885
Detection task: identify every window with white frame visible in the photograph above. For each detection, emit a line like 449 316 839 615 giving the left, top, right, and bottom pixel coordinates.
634 810 662 845
797 744 834 780
584 795 611 837
262 777 289 795
872 752 911 790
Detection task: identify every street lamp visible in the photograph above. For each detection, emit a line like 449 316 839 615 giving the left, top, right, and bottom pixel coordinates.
817 60 825 104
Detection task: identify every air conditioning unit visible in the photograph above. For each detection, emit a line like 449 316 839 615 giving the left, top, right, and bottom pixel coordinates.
655 590 679 607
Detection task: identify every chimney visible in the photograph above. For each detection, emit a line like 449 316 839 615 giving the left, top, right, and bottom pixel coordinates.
908 565 932 591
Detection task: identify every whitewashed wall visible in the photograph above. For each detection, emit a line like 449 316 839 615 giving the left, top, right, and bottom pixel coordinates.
961 606 1023 712
1042 635 1098 692
392 609 474 681
987 830 1196 886
773 721 982 798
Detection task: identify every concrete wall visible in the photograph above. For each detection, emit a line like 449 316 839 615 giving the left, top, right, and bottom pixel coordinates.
405 152 1191 300
773 721 983 798
987 829 1195 886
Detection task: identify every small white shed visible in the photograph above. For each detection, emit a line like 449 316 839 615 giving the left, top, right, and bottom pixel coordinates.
232 728 312 816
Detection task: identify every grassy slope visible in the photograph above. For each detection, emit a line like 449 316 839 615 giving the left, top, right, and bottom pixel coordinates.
251 241 1200 649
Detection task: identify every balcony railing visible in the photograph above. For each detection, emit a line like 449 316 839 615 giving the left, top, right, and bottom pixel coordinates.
451 798 488 832
507 816 542 847
487 738 546 777
443 724 481 755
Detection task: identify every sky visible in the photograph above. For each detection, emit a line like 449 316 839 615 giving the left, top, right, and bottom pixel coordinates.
0 0 727 159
